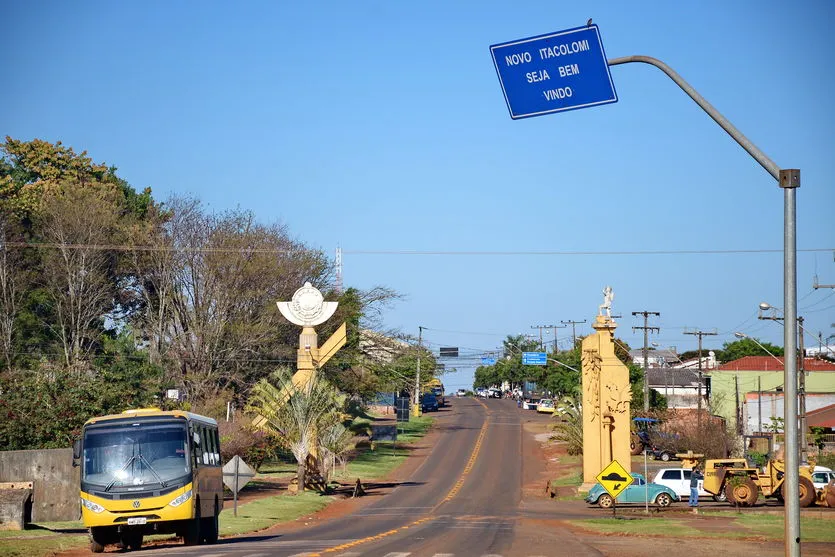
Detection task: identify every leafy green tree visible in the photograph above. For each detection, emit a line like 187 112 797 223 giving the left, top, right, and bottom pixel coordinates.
0 332 164 450
717 337 784 363
247 369 344 492
552 396 583 455
0 137 157 370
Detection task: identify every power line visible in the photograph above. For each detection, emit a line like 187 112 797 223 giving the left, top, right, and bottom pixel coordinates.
4 241 833 256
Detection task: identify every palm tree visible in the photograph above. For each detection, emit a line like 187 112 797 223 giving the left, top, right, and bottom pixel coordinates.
248 368 343 492
552 396 583 455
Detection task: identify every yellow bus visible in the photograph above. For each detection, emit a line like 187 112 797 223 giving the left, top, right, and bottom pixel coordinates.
73 408 223 553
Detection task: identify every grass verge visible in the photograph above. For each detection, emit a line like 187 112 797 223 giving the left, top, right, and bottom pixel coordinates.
568 514 835 543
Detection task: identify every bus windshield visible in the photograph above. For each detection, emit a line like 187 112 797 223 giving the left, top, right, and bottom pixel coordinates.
82 421 190 489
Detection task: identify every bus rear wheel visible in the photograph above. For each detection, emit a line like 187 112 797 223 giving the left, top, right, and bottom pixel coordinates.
201 500 219 544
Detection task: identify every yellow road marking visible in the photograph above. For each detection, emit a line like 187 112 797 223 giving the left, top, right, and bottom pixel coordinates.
310 397 493 556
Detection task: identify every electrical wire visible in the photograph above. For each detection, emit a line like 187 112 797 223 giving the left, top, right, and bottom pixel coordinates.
3 241 833 257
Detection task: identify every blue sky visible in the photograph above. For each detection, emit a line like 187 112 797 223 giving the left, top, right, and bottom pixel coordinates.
3 0 834 390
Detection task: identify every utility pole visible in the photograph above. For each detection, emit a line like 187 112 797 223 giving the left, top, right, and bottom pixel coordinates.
759 308 808 463
632 311 660 412
414 326 424 417
561 319 587 349
530 325 556 351
798 316 807 463
683 328 717 427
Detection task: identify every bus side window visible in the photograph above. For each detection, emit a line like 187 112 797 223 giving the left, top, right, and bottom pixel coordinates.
213 428 221 466
206 427 217 465
192 426 203 468
201 426 210 465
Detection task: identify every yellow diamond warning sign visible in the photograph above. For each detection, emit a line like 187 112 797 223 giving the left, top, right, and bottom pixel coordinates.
595 459 633 500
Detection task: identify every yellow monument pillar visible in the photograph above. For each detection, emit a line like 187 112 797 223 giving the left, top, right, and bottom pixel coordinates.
581 287 632 488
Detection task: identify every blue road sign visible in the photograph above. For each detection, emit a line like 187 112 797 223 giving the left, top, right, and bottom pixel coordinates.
490 24 617 119
481 357 497 366
522 352 547 366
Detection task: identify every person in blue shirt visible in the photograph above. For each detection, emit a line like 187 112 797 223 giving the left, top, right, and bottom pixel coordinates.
689 464 703 512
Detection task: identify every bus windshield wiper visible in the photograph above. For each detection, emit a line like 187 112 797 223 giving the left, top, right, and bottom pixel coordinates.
104 454 168 492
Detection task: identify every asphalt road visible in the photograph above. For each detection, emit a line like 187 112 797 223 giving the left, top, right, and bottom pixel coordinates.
136 396 609 556
94 396 835 557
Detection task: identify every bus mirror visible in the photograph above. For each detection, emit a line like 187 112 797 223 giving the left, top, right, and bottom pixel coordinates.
72 439 81 465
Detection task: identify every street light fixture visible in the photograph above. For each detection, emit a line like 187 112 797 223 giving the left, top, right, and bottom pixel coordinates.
733 332 783 365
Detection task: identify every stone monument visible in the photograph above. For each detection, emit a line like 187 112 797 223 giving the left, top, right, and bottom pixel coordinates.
581 286 632 488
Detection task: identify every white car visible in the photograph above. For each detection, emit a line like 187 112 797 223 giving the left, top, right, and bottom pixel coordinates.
812 466 834 491
652 468 726 502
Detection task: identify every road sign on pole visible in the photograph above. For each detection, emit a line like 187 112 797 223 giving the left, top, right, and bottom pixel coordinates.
522 352 547 366
596 459 633 501
490 24 617 119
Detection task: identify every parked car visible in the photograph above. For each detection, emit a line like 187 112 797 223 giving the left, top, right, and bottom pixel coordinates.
420 393 439 412
648 448 679 462
812 466 835 491
652 467 726 502
489 388 502 399
536 399 556 414
522 399 538 410
585 472 678 508
476 388 489 398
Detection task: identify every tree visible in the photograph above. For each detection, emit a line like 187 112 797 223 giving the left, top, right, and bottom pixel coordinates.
717 338 784 363
38 186 124 368
131 196 332 402
247 369 344 492
0 137 152 222
552 396 583 455
0 137 157 370
0 216 30 370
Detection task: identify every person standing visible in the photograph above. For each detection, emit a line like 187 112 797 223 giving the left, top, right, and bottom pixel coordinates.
689 464 703 513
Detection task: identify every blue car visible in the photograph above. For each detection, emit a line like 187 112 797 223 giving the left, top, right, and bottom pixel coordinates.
585 472 678 508
420 393 439 412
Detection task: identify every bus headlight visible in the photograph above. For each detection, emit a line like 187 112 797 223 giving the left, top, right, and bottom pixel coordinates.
80 497 105 514
169 489 192 508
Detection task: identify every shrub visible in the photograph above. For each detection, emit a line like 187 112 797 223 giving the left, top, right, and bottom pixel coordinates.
817 452 835 470
218 417 278 471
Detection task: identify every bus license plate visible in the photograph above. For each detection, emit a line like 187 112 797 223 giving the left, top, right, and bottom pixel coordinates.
127 517 147 525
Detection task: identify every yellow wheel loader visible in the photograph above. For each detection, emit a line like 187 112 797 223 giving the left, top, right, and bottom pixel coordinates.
703 458 816 508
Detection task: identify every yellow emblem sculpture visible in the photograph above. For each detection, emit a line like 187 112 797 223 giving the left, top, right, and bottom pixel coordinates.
581 286 633 488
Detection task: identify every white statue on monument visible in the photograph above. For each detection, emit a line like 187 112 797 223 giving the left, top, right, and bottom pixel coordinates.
599 286 614 319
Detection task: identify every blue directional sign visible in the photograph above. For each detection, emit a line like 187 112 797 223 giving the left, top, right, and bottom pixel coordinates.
522 352 547 366
490 24 617 119
481 357 497 366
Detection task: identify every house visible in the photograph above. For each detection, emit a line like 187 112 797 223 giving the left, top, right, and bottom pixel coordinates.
646 367 703 409
708 356 835 435
638 348 717 410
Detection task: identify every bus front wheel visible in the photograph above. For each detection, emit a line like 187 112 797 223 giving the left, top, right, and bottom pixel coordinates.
183 506 202 545
90 527 112 553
